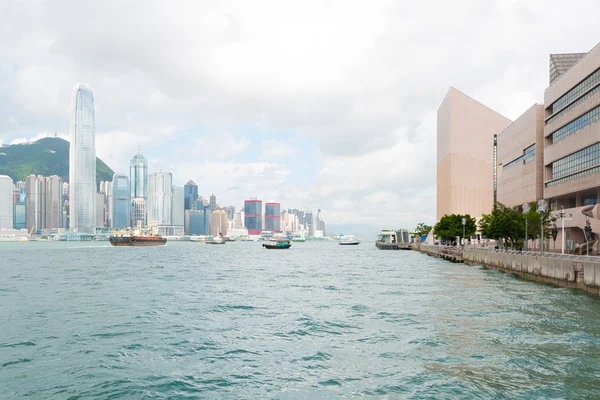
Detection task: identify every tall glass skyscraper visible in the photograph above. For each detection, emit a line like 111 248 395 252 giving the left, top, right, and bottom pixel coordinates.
148 172 173 226
69 83 96 234
112 173 131 228
130 152 148 200
130 151 148 225
184 180 198 210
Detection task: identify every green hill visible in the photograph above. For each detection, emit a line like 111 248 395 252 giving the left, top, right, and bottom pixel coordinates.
0 137 114 185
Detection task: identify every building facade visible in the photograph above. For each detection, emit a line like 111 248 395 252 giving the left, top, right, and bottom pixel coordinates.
172 186 184 228
543 45 600 247
112 173 131 229
25 175 64 233
147 172 173 227
130 151 148 225
131 198 147 228
184 180 198 210
69 83 96 234
210 209 228 236
0 175 13 229
244 199 262 235
265 202 281 232
497 105 545 207
185 209 209 235
437 87 512 221
209 194 217 211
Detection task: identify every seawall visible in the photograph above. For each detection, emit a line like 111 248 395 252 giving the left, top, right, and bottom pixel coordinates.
417 244 600 296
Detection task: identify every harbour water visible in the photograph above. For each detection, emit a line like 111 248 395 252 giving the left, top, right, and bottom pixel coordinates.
2 241 600 398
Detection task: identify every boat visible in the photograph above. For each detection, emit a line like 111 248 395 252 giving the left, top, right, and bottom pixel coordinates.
339 239 360 245
109 235 167 246
262 240 292 249
206 235 226 244
291 237 306 242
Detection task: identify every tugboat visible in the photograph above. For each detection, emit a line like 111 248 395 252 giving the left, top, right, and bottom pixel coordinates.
262 239 292 249
109 234 167 247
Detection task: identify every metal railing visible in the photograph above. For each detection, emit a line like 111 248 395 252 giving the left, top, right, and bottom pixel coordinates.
464 245 600 261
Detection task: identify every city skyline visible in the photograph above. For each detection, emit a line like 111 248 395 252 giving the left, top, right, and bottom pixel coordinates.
2 2 600 235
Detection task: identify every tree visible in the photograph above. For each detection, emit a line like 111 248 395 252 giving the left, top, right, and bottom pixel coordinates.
414 222 433 238
433 214 476 244
479 203 524 247
479 202 556 249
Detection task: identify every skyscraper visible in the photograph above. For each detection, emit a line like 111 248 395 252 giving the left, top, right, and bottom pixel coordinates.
0 175 13 229
172 186 184 228
148 172 173 226
210 194 217 211
112 173 131 228
130 151 148 226
265 202 281 232
210 209 228 236
184 180 198 210
244 199 262 235
131 198 147 228
45 175 64 231
69 83 96 234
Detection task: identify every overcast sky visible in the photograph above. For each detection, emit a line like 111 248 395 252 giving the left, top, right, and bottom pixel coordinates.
1 0 600 236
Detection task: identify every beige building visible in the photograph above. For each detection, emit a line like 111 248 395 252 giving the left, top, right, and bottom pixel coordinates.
543 45 600 249
437 87 512 221
497 104 545 208
210 209 228 236
25 175 65 233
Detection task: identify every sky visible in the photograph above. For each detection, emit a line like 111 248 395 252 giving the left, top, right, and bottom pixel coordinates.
1 0 600 237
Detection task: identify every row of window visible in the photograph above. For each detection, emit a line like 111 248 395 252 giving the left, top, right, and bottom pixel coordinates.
551 142 600 179
550 66 600 113
546 84 600 125
503 144 536 169
546 165 600 187
550 104 600 143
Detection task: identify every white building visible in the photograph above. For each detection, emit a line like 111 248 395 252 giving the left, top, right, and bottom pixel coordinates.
172 186 184 228
148 172 173 226
69 83 96 234
0 175 14 229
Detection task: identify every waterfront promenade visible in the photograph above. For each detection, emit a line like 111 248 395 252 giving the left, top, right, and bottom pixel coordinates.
417 244 600 296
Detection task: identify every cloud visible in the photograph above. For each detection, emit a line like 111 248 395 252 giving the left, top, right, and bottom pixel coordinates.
1 0 600 234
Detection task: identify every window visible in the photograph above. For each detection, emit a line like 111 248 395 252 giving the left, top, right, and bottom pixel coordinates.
550 105 600 143
546 143 600 187
549 67 600 115
581 194 598 206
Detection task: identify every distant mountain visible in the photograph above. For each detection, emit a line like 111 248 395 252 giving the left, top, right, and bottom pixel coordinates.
0 137 114 185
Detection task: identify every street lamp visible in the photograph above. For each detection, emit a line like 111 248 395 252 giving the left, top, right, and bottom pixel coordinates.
584 216 592 256
537 200 547 253
558 206 572 255
462 217 466 247
522 203 530 251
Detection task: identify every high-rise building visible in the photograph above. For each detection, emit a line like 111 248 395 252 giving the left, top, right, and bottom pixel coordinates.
184 180 198 210
244 199 262 235
265 202 281 231
185 209 206 235
305 210 314 236
26 175 43 232
95 193 106 228
130 151 148 225
210 194 217 211
131 198 147 228
210 209 228 236
0 175 13 229
45 175 64 231
112 173 131 228
148 172 173 227
104 180 113 227
69 83 96 234
437 87 512 221
172 186 184 228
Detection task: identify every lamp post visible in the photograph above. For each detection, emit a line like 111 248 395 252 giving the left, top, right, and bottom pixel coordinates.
462 217 466 247
558 206 572 255
522 203 530 251
537 200 547 253
584 216 592 256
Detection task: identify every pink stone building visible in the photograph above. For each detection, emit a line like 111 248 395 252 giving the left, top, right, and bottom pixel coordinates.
437 87 512 221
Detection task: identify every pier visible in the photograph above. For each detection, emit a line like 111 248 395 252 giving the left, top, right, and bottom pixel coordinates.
416 244 600 296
